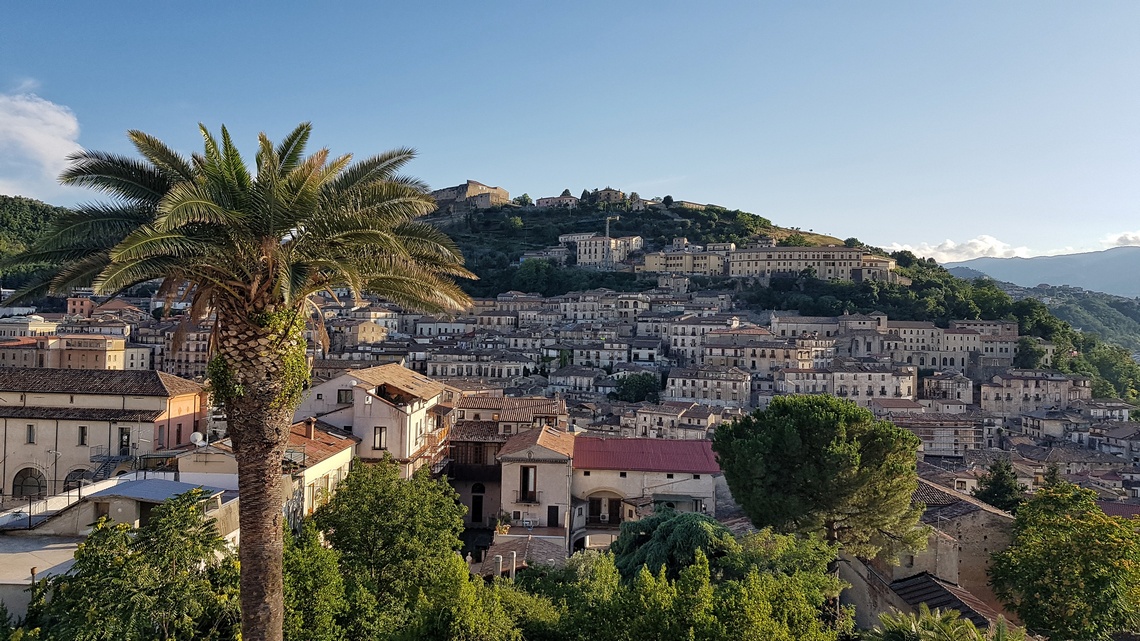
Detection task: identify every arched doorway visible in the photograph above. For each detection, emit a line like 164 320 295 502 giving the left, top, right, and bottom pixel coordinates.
586 490 623 526
13 467 47 498
63 468 93 491
471 483 485 526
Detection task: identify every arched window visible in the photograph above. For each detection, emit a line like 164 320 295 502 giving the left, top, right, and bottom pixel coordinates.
13 467 46 498
472 483 485 494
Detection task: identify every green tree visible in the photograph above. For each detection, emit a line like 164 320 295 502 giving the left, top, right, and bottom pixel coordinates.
864 604 1026 641
989 482 1140 640
397 554 521 641
713 396 926 561
283 521 346 641
662 195 674 207
779 233 812 247
3 125 473 641
609 510 737 580
971 460 1025 513
314 456 466 618
1013 336 1046 368
512 193 532 207
25 490 240 641
843 237 862 248
613 372 660 403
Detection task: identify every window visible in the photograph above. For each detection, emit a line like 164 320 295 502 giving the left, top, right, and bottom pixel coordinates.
373 426 387 450
78 425 88 446
26 424 35 444
693 474 701 479
519 466 537 503
337 389 354 404
619 471 627 478
666 473 674 479
315 393 323 400
583 470 591 476
176 424 183 445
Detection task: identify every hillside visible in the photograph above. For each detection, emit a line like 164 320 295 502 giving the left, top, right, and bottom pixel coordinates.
428 202 842 297
945 246 1140 298
946 276 1140 354
0 195 69 290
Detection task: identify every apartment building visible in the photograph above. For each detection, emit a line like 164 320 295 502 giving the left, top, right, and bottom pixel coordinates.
664 366 752 408
979 369 1093 419
775 361 917 409
576 236 644 269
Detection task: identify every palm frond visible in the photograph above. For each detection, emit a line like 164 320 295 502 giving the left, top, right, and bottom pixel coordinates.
127 130 195 181
58 150 173 203
94 256 185 295
274 123 311 174
325 148 419 195
156 182 247 230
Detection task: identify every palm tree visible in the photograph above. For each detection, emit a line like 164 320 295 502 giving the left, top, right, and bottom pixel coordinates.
864 605 1026 641
3 123 473 641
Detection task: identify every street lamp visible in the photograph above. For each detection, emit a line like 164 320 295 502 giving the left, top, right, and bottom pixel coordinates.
47 450 61 495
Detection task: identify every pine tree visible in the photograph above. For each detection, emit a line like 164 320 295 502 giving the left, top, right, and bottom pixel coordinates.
972 460 1026 513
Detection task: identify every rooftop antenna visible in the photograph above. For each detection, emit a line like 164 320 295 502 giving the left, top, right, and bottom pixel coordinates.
190 431 206 447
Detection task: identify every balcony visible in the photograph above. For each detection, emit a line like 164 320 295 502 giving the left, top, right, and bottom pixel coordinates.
513 490 543 504
445 463 500 482
586 515 622 528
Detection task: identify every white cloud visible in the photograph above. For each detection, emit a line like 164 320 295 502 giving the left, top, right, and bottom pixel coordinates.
883 235 1037 264
0 88 82 201
1100 230 1140 248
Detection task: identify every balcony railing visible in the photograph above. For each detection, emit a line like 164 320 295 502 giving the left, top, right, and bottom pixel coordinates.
445 463 500 482
513 490 542 504
586 515 622 528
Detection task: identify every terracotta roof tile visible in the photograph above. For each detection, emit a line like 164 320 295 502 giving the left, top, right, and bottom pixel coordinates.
572 437 720 474
498 427 575 459
0 368 202 397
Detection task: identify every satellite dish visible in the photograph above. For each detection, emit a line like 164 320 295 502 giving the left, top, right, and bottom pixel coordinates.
190 432 206 447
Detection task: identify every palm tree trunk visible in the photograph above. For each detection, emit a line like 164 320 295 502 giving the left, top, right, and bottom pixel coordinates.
215 309 306 641
231 397 291 641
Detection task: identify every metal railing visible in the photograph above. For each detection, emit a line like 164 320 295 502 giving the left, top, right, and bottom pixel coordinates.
513 490 542 504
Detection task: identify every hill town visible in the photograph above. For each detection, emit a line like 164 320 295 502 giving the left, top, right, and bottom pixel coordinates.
0 178 1137 640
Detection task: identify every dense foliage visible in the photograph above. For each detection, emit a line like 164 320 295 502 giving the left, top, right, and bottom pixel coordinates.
612 372 661 403
713 395 926 560
517 545 850 641
971 460 1025 514
863 604 1025 641
988 482 1140 640
19 490 240 640
0 195 67 291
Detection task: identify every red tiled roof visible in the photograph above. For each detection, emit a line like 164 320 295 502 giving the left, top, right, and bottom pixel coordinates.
1097 501 1140 518
573 437 720 474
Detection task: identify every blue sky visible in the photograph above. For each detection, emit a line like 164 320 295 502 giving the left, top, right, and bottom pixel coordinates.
2 1 1138 262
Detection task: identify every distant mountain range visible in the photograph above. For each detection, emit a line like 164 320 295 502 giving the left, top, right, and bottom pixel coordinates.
945 246 1140 298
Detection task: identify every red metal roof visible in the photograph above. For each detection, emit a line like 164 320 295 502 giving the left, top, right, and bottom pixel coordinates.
572 437 720 474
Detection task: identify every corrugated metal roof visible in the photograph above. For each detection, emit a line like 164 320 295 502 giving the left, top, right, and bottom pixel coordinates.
89 479 225 503
572 437 720 474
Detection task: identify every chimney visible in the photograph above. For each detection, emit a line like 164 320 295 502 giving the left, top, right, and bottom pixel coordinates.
306 417 317 440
